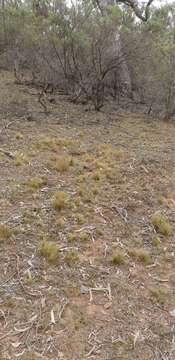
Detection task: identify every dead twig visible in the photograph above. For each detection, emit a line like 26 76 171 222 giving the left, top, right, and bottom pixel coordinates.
0 119 18 137
15 254 41 297
88 284 112 302
0 147 14 159
100 203 128 224
58 299 69 319
0 271 17 287
111 205 128 223
75 225 96 233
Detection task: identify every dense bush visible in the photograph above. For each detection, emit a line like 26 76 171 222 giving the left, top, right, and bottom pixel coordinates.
0 0 174 117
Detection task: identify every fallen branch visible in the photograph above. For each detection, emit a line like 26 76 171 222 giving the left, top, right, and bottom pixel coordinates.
101 203 128 223
16 254 41 297
88 283 112 302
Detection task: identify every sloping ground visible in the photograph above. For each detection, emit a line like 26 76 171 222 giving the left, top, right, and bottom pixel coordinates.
0 72 175 360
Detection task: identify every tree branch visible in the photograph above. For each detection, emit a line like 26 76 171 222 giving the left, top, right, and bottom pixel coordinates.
95 0 154 21
118 0 154 21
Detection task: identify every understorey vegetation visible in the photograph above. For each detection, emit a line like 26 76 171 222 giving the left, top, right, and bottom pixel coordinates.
0 0 174 117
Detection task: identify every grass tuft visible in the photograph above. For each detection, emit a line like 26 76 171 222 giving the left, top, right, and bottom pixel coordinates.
152 235 161 247
54 155 71 172
157 195 168 205
26 177 45 190
128 248 151 265
15 132 24 140
55 217 66 228
150 287 167 304
80 232 89 242
151 212 172 236
12 152 28 166
92 171 100 181
75 213 85 225
68 233 77 242
38 136 56 150
39 241 58 263
52 191 66 211
111 251 125 266
64 249 79 265
0 224 12 242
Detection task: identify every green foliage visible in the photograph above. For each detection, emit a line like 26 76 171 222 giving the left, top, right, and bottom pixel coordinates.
0 0 174 117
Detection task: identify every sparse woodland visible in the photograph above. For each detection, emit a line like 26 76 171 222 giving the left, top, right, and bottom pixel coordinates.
0 1 175 360
0 0 175 117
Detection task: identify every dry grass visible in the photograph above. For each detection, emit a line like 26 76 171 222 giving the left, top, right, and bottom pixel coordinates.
12 152 28 166
54 155 71 172
151 212 172 236
92 171 101 181
55 217 66 228
0 224 12 242
79 232 89 242
0 72 174 360
64 249 79 264
150 287 167 304
111 251 125 266
152 235 161 247
39 240 58 263
68 232 77 242
26 177 45 190
52 191 67 211
75 213 85 225
128 248 151 265
37 136 56 150
15 132 24 140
